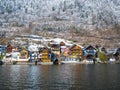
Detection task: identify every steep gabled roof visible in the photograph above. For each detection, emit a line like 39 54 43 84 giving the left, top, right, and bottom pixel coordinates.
70 44 84 50
84 45 96 50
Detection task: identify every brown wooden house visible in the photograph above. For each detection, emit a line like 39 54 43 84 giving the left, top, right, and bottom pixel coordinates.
6 44 13 53
19 48 28 59
69 44 83 59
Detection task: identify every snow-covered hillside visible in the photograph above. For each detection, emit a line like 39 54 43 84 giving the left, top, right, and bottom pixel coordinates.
0 0 120 30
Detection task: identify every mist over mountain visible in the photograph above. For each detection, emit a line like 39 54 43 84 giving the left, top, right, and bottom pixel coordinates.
0 0 120 30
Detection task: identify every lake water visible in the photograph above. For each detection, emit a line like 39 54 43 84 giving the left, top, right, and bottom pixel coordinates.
0 64 120 90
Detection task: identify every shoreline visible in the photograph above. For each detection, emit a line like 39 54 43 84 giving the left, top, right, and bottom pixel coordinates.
1 61 120 65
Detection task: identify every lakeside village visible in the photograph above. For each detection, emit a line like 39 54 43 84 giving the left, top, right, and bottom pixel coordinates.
0 35 120 65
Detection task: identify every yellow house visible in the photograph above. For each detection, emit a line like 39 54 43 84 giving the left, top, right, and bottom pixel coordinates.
39 48 51 62
69 44 83 59
19 48 28 60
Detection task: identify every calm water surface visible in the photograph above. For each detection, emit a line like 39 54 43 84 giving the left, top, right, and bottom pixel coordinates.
0 64 120 90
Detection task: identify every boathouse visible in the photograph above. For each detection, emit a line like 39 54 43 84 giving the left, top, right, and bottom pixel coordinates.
83 45 96 60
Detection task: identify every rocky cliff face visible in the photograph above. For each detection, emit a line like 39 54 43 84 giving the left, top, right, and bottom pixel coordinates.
0 0 120 30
